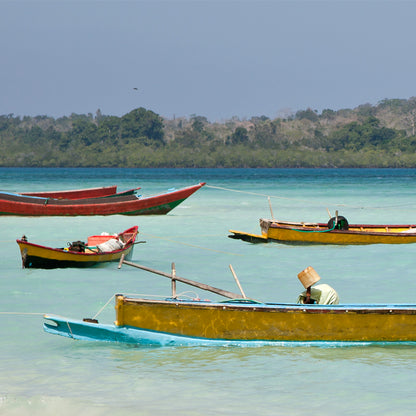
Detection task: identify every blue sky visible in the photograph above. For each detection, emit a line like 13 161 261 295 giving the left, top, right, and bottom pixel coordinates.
1 1 415 121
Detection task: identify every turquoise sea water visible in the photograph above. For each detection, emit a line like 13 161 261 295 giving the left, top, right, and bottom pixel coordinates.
1 168 416 415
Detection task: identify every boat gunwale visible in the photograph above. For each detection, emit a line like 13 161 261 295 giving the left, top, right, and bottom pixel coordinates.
17 226 138 258
264 220 416 237
3 192 139 205
17 240 131 257
120 296 416 315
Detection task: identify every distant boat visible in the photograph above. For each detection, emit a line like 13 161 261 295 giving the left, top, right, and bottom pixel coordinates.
229 214 416 245
43 261 416 347
20 185 141 200
0 183 205 216
17 226 139 268
20 185 119 200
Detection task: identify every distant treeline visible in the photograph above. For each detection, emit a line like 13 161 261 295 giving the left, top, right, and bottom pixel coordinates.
2 98 416 167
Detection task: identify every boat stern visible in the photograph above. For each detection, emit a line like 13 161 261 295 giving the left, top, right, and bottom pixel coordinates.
259 218 271 237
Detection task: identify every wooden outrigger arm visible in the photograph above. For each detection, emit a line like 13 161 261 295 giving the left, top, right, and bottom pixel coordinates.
119 259 243 299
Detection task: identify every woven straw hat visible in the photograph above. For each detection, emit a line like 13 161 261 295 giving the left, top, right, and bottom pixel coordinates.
298 266 321 289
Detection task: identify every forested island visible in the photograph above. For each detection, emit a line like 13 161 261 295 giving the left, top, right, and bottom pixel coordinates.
2 98 416 168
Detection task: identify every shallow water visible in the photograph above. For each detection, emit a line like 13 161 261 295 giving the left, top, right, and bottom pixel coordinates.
1 168 416 415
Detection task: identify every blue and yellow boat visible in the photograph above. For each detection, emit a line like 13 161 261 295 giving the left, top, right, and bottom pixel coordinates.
43 297 416 347
43 262 416 347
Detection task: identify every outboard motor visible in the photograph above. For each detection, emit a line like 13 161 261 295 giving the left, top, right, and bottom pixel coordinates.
327 215 349 230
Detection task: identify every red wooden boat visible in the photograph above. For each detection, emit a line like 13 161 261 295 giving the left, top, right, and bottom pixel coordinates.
20 185 118 199
17 226 139 268
0 183 205 216
20 185 141 200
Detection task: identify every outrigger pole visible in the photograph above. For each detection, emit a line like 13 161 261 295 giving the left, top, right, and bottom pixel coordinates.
119 258 242 300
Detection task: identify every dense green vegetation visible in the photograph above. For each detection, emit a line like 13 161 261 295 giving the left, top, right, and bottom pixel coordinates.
3 98 416 167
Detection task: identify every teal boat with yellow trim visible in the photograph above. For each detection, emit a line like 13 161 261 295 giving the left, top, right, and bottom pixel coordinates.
43 262 416 347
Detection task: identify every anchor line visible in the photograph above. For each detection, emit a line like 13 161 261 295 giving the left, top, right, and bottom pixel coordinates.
205 184 416 210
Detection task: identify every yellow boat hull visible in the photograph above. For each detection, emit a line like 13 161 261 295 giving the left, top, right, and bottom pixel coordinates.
17 226 138 268
114 296 416 342
18 242 134 268
258 219 416 245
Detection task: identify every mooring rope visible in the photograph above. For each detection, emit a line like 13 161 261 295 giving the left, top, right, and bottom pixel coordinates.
92 294 115 319
291 223 337 233
205 184 312 202
205 184 416 210
91 291 201 320
66 321 74 338
0 312 44 316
